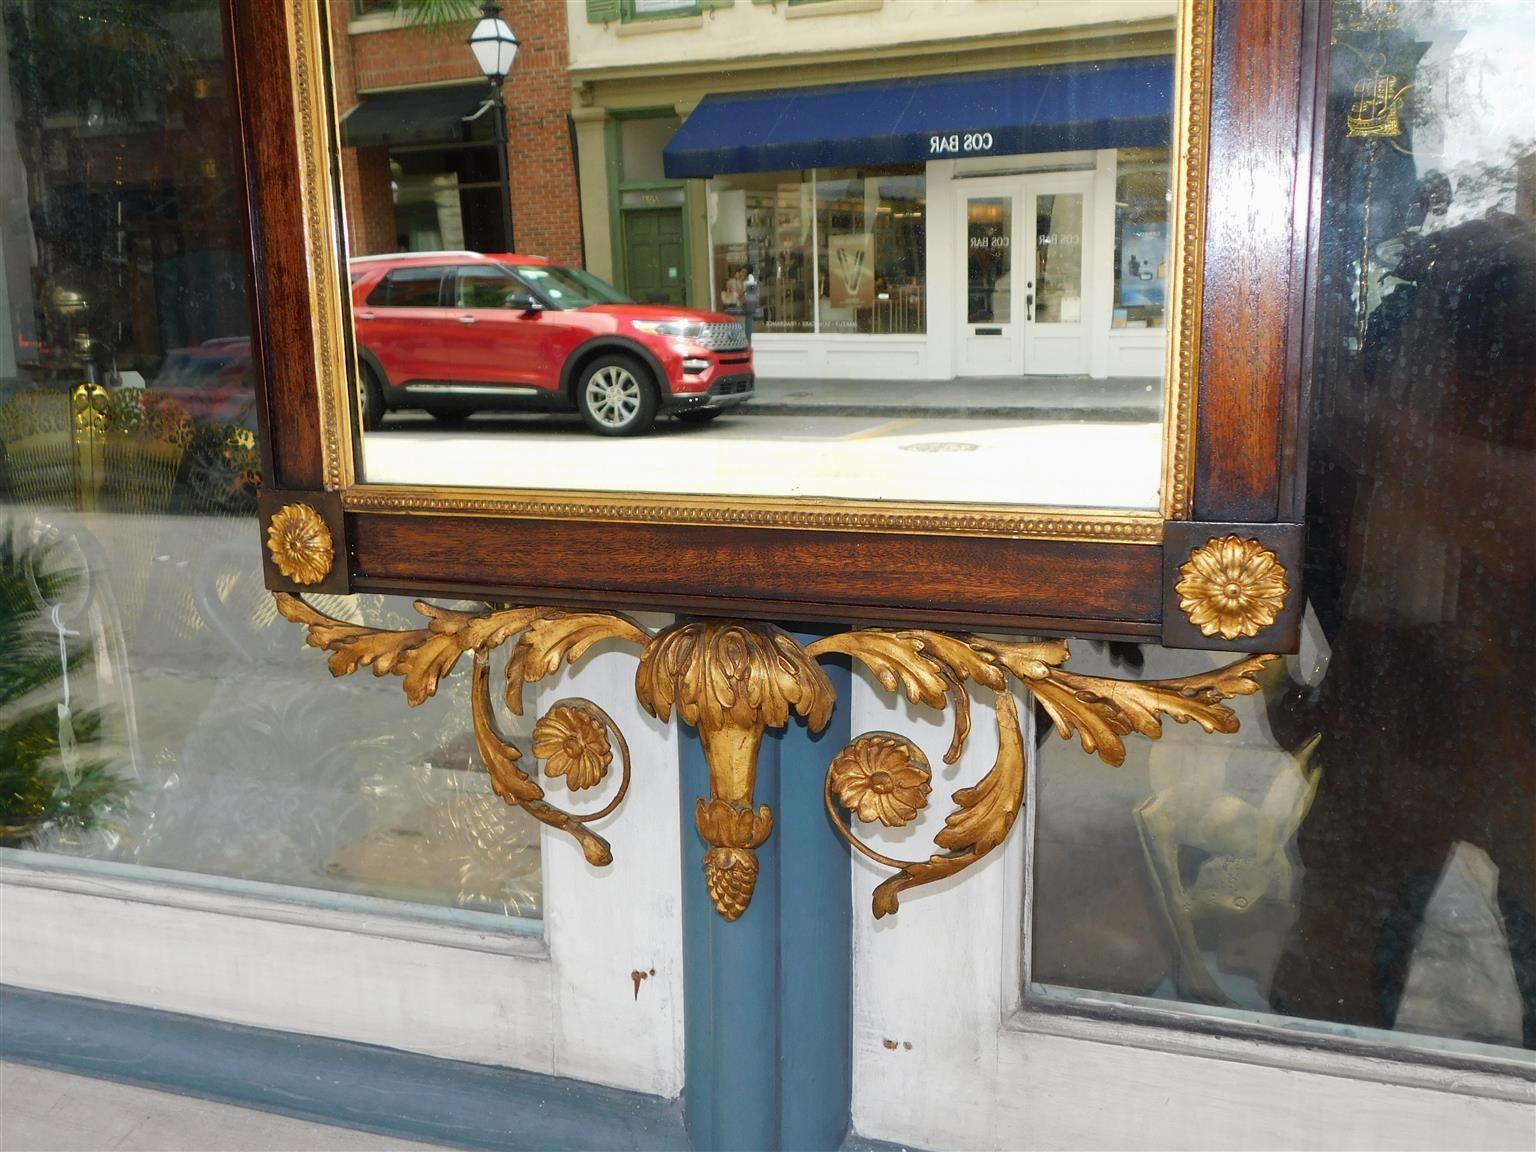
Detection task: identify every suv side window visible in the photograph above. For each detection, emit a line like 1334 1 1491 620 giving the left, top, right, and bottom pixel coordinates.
365 266 448 308
454 266 525 309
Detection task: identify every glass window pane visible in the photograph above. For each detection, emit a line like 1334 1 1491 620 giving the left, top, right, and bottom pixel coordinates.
815 168 926 335
1113 147 1171 328
1032 193 1083 323
620 116 682 184
0 0 541 926
1029 0 1536 1055
632 0 696 15
707 171 813 332
966 197 1012 324
383 267 447 308
455 268 518 308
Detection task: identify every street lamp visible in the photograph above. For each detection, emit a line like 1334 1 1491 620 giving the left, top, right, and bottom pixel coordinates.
468 2 518 254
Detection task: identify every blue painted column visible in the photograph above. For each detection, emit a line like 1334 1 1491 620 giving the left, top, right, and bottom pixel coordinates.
681 636 852 1152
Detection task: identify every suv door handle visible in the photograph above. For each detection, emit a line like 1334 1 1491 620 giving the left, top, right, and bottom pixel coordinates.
357 310 375 320
457 314 477 325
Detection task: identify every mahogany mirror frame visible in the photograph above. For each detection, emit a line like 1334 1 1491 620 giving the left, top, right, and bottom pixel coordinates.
231 0 1328 654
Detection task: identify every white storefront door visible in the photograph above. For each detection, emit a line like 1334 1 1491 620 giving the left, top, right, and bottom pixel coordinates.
957 179 1022 376
955 172 1094 378
1022 174 1093 375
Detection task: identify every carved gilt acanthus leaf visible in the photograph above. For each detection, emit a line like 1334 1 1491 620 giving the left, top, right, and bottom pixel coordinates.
473 659 616 868
273 593 550 707
809 630 1006 764
1032 654 1276 767
636 621 834 734
503 612 652 714
866 690 1028 918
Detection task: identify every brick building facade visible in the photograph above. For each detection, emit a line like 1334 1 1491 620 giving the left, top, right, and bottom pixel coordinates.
327 0 581 265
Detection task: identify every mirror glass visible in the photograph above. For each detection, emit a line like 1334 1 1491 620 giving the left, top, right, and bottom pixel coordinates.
336 1 1183 512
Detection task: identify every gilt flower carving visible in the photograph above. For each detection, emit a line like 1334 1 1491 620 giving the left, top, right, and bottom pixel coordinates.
1176 535 1289 640
533 704 612 791
266 503 333 586
829 733 932 828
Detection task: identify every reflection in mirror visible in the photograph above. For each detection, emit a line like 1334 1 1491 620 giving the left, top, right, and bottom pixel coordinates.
336 1 1183 510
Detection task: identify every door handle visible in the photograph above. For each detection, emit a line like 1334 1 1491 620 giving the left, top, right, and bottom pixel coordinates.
1026 294 1034 320
357 310 375 320
457 314 477 325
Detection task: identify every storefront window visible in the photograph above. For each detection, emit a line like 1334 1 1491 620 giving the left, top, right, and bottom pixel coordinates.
708 171 814 333
389 145 505 254
814 168 926 335
1029 0 1534 1055
0 0 541 924
629 0 698 18
709 168 925 336
1113 147 1171 330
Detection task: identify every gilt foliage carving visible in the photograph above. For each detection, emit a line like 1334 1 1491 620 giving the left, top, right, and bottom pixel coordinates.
275 594 1273 920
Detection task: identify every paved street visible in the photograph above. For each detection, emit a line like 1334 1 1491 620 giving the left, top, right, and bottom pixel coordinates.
743 373 1162 419
380 373 1163 424
364 372 1165 508
366 407 1163 509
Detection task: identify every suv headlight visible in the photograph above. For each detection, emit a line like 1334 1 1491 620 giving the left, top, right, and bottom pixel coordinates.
632 320 706 341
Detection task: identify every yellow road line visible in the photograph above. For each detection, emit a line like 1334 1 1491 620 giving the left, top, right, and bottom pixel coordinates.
848 418 918 441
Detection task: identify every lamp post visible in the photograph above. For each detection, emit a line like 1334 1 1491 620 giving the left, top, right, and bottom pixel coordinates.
468 2 519 254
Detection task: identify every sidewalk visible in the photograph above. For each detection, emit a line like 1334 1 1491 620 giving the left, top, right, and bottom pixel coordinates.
0 1062 441 1151
748 374 1161 420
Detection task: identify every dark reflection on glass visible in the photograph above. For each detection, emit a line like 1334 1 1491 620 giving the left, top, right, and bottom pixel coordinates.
1265 0 1535 1049
1030 0 1534 1053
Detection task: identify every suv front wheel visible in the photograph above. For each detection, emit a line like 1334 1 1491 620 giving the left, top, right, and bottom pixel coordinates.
359 361 386 432
576 354 658 436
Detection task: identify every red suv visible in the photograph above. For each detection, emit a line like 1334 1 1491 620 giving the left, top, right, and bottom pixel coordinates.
349 252 754 436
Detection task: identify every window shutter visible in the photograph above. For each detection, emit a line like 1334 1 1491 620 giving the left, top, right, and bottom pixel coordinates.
700 0 735 8
586 0 622 22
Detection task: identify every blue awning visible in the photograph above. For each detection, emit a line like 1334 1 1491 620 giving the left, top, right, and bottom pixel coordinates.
663 57 1173 179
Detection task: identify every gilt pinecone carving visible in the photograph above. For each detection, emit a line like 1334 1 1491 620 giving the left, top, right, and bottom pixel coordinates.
703 846 760 921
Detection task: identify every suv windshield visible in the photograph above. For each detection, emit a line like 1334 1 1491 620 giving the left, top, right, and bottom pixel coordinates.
511 264 632 308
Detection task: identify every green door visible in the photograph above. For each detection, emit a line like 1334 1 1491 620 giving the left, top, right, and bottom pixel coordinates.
622 208 686 306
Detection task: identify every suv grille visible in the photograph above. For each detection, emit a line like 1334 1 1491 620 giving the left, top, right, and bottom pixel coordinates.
698 321 748 351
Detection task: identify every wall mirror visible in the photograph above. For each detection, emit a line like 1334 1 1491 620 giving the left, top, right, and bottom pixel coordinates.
243 0 1320 649
345 16 1184 515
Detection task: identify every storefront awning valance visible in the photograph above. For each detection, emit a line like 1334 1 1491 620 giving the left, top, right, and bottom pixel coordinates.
663 57 1173 179
339 83 491 149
